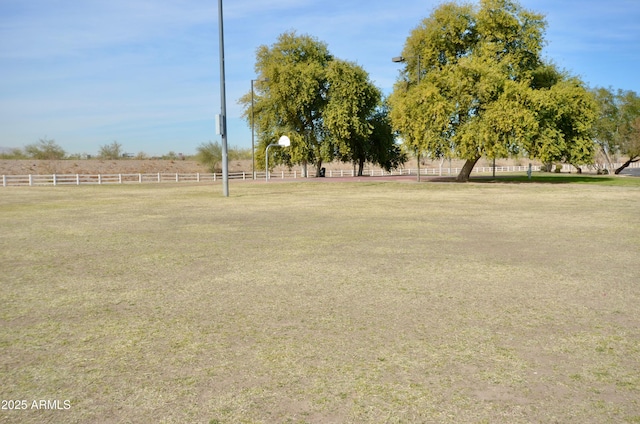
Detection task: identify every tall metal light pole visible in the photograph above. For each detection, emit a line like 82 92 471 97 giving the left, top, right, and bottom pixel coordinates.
251 78 268 180
217 0 229 196
392 55 422 182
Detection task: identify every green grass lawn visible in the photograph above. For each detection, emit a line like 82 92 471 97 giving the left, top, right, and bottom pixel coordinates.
1 180 639 423
470 171 640 186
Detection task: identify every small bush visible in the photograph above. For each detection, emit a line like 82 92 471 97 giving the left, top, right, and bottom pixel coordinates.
196 141 222 173
540 163 552 172
0 148 28 159
25 138 66 160
99 141 123 160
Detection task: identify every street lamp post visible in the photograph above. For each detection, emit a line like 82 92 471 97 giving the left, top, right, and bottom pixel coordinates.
266 136 290 182
392 55 422 182
217 0 229 196
251 78 268 180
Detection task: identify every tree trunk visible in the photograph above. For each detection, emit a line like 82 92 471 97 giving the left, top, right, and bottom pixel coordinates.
601 146 614 173
315 159 323 177
456 156 481 182
614 157 639 174
357 158 365 176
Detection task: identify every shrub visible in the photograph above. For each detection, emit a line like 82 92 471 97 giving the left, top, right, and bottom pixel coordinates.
196 141 222 172
0 148 28 159
25 138 66 160
99 141 123 160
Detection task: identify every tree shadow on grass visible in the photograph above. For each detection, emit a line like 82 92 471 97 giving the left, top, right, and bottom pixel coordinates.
466 173 634 185
425 173 638 186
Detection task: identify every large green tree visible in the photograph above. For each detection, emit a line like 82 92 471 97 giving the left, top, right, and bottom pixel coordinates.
528 75 598 172
252 32 332 177
622 117 640 173
324 61 406 175
592 87 640 174
363 103 407 174
615 91 640 173
324 59 379 175
240 31 402 177
389 0 596 181
591 87 620 171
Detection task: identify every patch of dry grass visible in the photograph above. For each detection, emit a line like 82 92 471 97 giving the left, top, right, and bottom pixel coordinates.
1 181 639 423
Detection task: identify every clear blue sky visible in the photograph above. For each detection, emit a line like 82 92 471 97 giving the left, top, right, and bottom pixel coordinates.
1 0 639 156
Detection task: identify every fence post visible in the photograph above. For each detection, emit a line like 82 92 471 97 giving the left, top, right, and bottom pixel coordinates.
119 174 122 184
77 174 80 185
139 173 142 183
157 173 161 183
197 173 200 182
2 175 5 187
176 173 179 182
214 173 216 182
53 174 57 186
98 174 102 185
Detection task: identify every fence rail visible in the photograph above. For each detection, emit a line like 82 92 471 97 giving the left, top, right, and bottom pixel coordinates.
2 163 638 187
1 172 240 187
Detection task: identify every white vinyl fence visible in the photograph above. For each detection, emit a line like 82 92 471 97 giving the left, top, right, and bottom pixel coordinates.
1 163 637 187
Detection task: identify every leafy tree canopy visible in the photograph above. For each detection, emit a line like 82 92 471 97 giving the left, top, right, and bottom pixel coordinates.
389 0 597 181
623 117 640 173
240 31 404 176
591 87 640 173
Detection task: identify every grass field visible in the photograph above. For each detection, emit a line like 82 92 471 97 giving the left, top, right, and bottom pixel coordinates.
1 178 639 423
